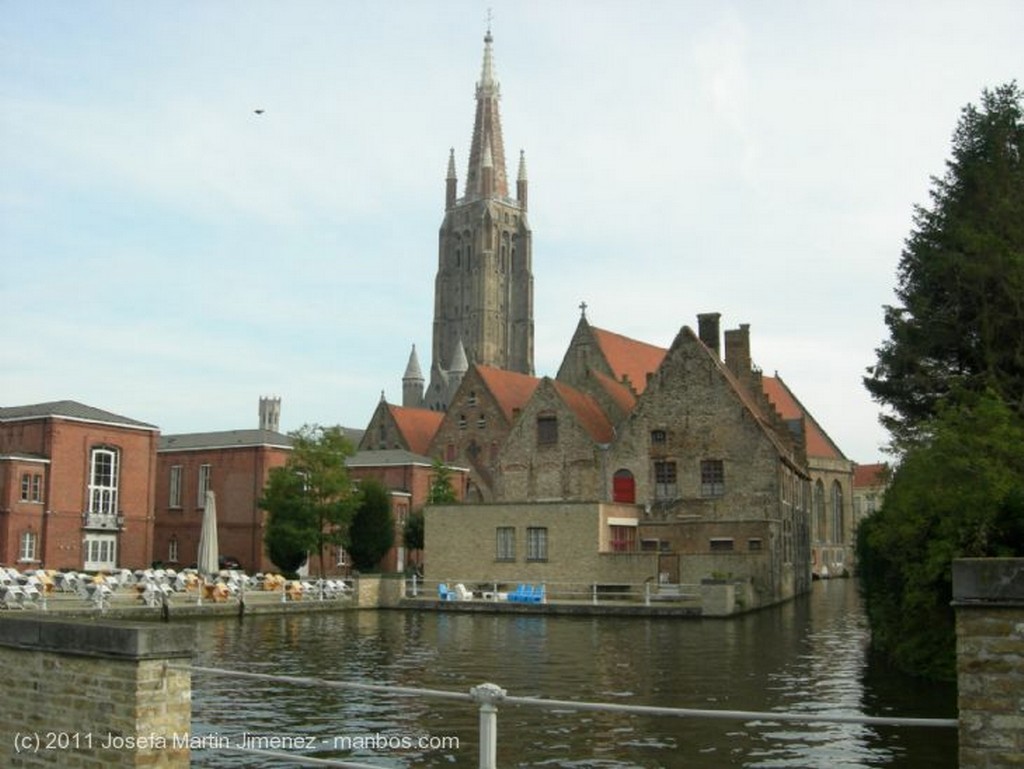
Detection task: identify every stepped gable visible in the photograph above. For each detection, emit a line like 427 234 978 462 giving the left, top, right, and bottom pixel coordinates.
388 404 444 456
551 380 615 443
762 375 847 460
475 364 541 422
590 326 667 395
671 326 804 468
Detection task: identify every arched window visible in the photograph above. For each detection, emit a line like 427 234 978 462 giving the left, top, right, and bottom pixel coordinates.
89 446 119 516
612 469 635 504
831 481 845 545
814 480 826 543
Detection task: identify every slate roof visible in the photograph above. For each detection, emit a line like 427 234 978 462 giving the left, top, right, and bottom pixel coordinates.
159 429 293 451
761 376 847 461
387 405 444 455
590 327 667 395
347 448 435 468
0 400 157 430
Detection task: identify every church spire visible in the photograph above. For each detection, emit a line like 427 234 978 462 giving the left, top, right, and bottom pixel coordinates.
465 27 507 199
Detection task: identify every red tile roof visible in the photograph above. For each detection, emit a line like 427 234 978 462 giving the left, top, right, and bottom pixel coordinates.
388 405 444 456
590 327 667 395
476 365 542 422
552 380 615 443
590 368 638 415
854 462 887 488
761 376 845 460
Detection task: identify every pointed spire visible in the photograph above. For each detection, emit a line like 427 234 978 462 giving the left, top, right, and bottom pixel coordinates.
403 344 424 382
516 148 528 211
465 28 507 199
445 147 458 209
449 338 469 374
517 149 527 181
446 147 457 180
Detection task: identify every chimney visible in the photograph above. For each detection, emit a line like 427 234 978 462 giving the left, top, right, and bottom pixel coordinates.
724 324 752 381
697 312 721 358
259 396 281 433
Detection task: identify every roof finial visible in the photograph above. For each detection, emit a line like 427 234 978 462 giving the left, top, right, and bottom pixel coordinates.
486 7 493 40
579 301 588 319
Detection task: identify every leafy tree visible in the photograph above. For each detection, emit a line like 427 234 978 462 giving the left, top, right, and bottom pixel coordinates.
864 82 1024 448
427 457 458 504
261 425 357 578
347 478 394 572
403 512 424 553
857 392 1024 679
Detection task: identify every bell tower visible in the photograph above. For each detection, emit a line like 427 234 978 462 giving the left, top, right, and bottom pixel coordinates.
425 27 534 410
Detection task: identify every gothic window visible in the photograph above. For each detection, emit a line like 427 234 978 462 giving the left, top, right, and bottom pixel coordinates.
814 480 826 542
700 459 725 497
88 447 119 516
654 461 677 500
832 481 845 545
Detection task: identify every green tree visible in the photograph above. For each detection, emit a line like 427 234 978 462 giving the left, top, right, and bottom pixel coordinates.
857 392 1024 679
347 478 394 572
260 424 357 578
403 512 424 553
864 82 1024 447
427 457 458 504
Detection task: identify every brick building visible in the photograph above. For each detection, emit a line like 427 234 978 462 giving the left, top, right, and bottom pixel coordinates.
0 401 158 571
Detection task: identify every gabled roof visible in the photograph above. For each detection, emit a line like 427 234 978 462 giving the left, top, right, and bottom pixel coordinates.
551 380 615 443
761 376 847 461
0 400 157 430
475 365 541 422
160 429 292 452
347 449 435 468
388 405 444 456
591 327 667 395
589 368 638 415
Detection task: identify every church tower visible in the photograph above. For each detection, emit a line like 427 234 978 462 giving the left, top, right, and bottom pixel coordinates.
422 27 534 411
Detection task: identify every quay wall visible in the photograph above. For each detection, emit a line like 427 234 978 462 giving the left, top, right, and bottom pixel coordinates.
0 617 194 769
953 557 1024 769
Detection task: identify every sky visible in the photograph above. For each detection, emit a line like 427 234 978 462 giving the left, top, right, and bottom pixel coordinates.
2 1 1021 464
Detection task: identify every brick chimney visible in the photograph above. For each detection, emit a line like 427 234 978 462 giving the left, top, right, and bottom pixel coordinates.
724 324 752 381
697 312 721 358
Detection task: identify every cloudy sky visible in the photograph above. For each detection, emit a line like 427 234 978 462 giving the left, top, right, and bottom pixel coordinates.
2 2 1021 463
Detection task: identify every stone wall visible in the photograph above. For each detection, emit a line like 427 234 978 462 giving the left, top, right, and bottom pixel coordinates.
0 617 194 768
953 558 1024 769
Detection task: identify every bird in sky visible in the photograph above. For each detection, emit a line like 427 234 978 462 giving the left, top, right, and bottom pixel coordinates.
254 109 265 115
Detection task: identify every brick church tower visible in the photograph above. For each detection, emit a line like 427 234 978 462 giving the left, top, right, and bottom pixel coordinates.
404 27 534 410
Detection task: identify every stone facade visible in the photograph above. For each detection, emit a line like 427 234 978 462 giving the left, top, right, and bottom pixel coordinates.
0 617 193 768
953 558 1024 769
425 501 657 590
0 401 158 571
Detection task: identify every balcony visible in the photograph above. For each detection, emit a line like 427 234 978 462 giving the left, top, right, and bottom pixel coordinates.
82 512 125 530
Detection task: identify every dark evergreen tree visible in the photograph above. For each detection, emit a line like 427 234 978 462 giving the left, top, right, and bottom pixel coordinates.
348 478 394 572
859 83 1024 679
260 425 357 578
864 82 1024 447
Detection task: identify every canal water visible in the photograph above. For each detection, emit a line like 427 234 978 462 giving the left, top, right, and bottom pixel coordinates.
190 580 957 767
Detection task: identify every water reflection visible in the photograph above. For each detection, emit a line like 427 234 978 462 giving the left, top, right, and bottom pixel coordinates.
190 581 956 767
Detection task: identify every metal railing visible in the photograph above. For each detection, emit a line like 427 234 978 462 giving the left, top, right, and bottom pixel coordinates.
181 664 958 769
405 576 702 606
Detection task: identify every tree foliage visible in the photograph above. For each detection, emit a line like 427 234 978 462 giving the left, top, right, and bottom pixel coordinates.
403 512 424 553
859 82 1024 680
427 457 458 504
864 82 1024 447
260 424 357 578
857 392 1024 679
347 478 394 572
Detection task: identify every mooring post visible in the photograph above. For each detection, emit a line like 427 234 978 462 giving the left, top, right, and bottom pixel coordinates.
470 682 507 769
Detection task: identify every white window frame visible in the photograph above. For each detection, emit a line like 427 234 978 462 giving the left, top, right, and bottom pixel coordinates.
19 531 38 562
168 537 179 563
84 534 117 571
88 447 119 515
169 465 183 508
197 464 212 507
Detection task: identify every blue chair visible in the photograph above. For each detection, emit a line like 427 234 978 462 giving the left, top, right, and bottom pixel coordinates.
438 583 453 601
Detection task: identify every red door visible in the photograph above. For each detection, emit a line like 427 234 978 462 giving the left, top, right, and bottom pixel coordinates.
612 469 636 503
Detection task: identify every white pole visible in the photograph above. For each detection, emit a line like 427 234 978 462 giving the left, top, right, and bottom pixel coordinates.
470 683 506 769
